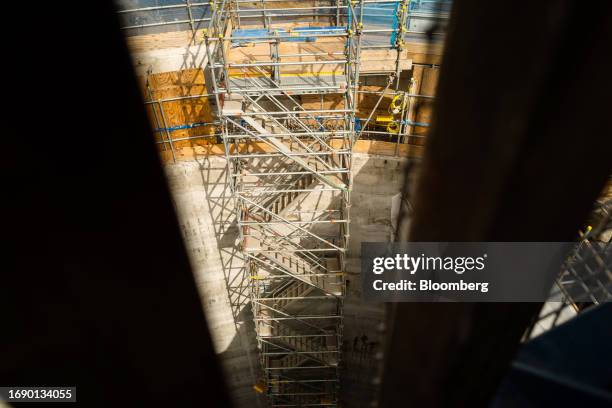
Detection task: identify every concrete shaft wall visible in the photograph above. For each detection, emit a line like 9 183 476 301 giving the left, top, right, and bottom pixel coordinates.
164 158 262 407
163 154 415 407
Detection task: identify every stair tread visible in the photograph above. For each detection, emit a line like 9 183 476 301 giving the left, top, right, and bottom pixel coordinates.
241 116 346 190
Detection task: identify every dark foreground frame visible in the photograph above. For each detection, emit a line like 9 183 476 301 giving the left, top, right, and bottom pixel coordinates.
382 1 612 406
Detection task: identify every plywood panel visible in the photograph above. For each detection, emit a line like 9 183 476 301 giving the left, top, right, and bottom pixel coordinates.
407 65 424 137
301 86 395 118
360 49 412 73
404 41 444 65
148 69 205 89
228 38 412 75
414 66 439 136
147 68 216 148
126 30 196 53
301 94 345 110
125 24 442 65
159 140 424 163
357 86 394 117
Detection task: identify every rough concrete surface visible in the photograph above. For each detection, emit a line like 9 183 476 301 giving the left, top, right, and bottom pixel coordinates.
163 153 416 407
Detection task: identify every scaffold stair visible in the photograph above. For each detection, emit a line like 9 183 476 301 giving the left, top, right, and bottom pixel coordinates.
271 325 339 368
239 115 346 191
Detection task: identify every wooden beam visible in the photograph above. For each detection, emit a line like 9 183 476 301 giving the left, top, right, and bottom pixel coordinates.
157 140 424 163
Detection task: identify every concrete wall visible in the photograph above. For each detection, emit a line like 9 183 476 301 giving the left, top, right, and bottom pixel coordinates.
130 43 208 78
163 157 264 407
162 153 417 407
340 154 418 407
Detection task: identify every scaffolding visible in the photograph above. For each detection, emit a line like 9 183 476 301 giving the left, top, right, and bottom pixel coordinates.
117 1 450 405
118 1 450 161
195 1 451 406
201 2 365 406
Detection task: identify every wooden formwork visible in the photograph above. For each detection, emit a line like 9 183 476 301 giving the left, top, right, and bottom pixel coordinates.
157 140 425 163
300 65 440 137
411 65 439 137
139 63 440 152
228 37 412 77
125 28 444 64
146 68 216 149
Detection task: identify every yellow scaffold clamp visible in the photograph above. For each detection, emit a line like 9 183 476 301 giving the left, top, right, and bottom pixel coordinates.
356 22 363 35
390 94 407 114
387 121 400 134
252 381 266 394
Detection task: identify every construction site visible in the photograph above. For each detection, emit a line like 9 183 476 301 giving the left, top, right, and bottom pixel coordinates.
4 0 612 406
115 1 446 406
111 1 612 407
